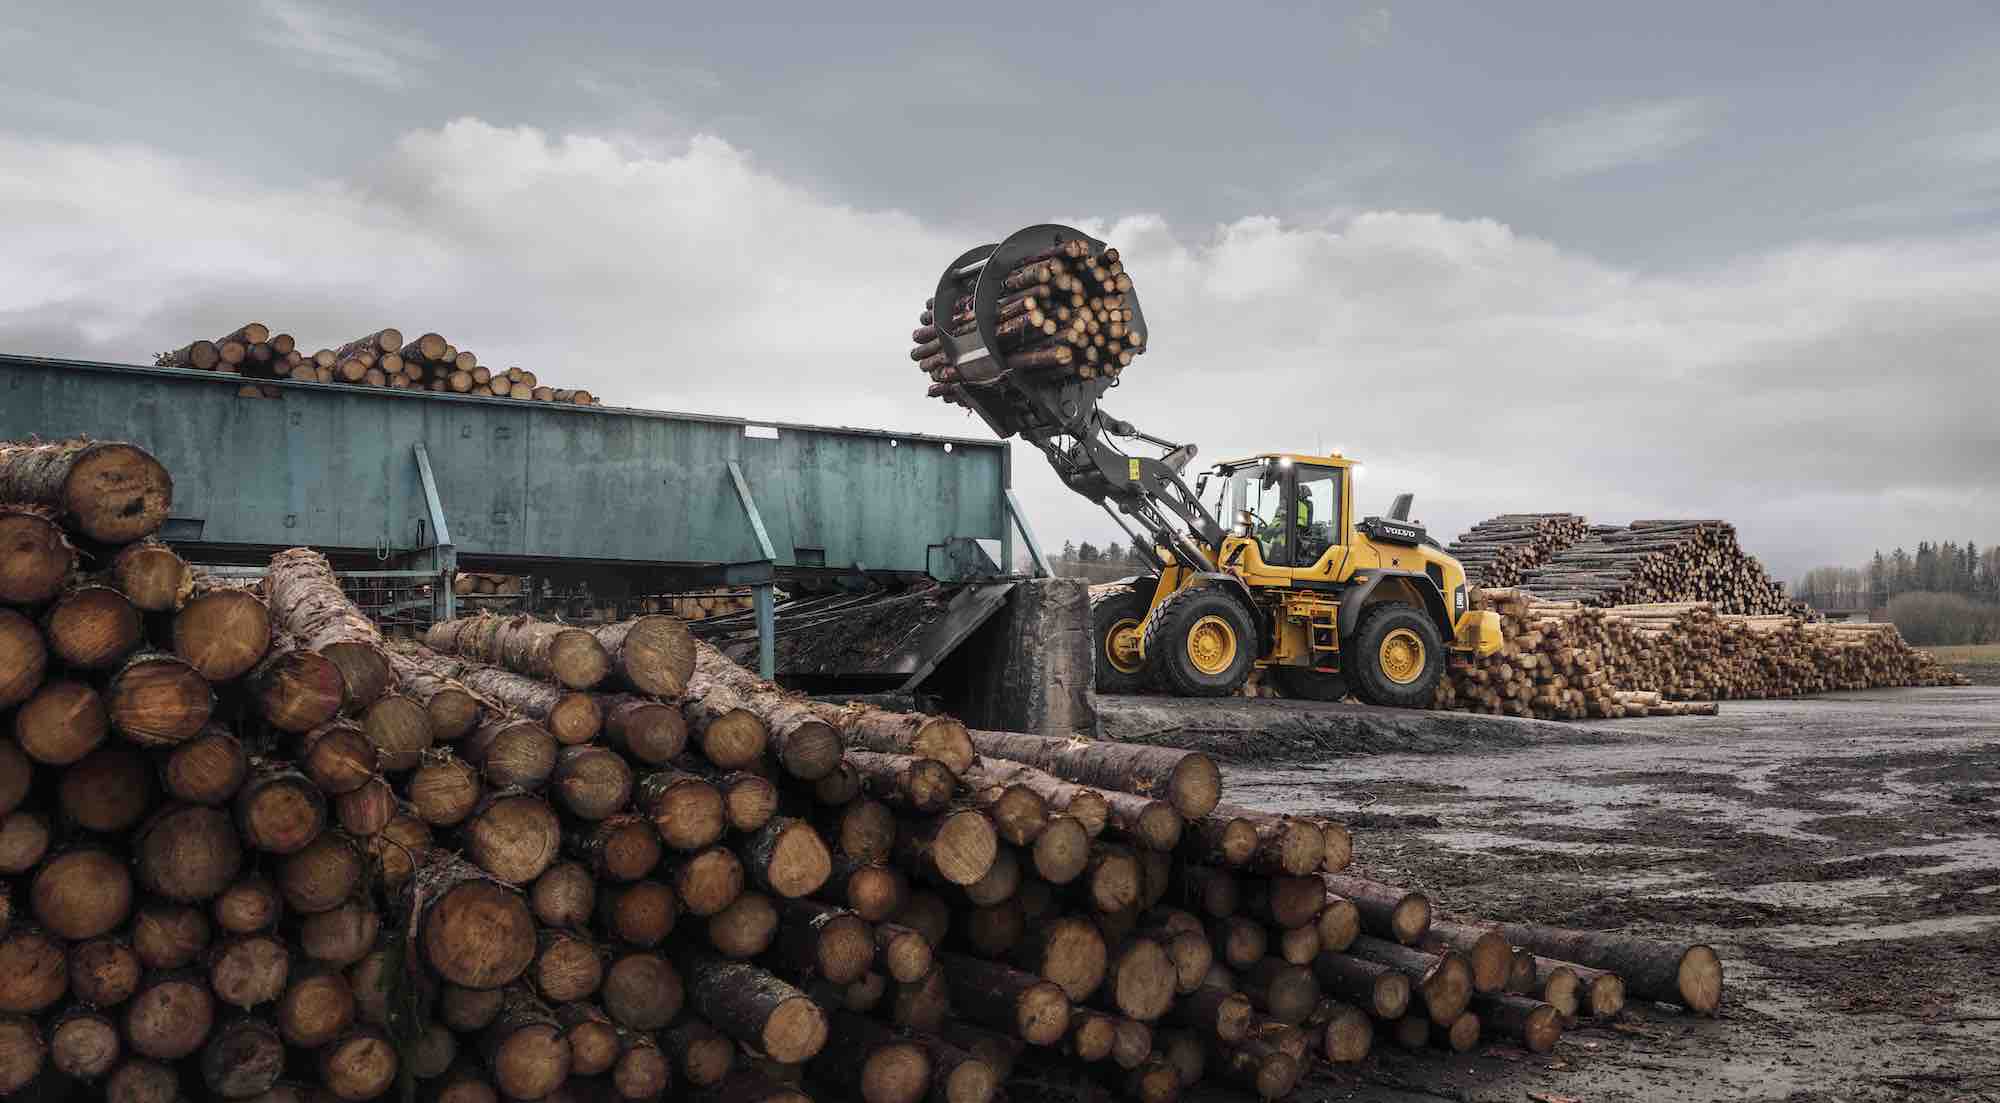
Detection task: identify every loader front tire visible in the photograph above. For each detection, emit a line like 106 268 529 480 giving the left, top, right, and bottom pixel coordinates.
1142 587 1256 698
1347 603 1444 709
1090 581 1157 695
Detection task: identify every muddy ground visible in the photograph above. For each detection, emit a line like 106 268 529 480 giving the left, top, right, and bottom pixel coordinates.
1103 687 2000 1102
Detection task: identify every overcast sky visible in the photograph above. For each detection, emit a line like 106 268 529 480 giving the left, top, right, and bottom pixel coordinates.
4 1 1997 581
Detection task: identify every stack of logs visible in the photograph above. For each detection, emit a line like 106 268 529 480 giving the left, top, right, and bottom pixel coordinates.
912 237 1146 394
0 438 1728 1100
1513 520 1810 617
1446 514 1591 589
454 573 527 598
157 324 601 405
637 590 758 622
1435 588 1966 719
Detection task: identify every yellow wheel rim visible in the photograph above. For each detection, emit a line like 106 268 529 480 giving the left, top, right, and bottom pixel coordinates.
1185 615 1239 676
1379 627 1426 685
1104 618 1145 675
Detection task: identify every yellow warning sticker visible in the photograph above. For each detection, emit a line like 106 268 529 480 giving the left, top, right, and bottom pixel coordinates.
1128 459 1141 481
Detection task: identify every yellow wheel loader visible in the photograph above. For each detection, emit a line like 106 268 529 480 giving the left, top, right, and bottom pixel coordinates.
924 224 1503 704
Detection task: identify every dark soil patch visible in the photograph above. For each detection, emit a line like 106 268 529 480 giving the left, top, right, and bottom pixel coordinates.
1745 929 2000 1016
1344 811 1443 830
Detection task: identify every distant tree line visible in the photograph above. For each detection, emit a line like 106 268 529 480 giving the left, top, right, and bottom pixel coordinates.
1797 541 2000 645
1050 538 1151 582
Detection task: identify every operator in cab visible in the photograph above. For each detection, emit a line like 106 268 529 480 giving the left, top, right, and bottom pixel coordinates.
1296 484 1333 565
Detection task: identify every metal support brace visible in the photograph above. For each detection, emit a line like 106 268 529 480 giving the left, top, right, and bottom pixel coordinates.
726 460 779 677
413 442 458 621
753 583 776 679
1006 489 1052 578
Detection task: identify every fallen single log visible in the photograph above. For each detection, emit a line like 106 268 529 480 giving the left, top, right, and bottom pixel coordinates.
1310 951 1410 1019
0 438 173 544
598 693 689 765
732 817 833 899
969 731 1220 819
1340 937 1472 1025
1472 992 1562 1053
957 757 1111 837
458 660 602 745
265 549 394 710
1495 922 1721 1014
1320 874 1430 945
383 647 482 741
1423 918 1512 994
936 953 1070 1045
592 615 697 697
425 614 610 690
678 950 829 1064
691 644 843 780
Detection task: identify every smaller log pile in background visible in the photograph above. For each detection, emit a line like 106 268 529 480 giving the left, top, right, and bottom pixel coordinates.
638 588 759 622
453 572 527 598
157 323 603 405
1446 514 1591 588
1435 589 1966 719
0 436 1729 1099
911 236 1147 395
1514 520 1811 617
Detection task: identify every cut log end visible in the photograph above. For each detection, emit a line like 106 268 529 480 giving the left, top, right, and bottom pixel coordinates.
763 996 829 1064
62 442 176 544
1680 945 1724 1015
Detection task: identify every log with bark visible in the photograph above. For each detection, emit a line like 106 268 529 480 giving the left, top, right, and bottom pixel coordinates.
426 614 611 691
265 548 395 710
1496 922 1720 1014
969 730 1220 819
0 438 174 544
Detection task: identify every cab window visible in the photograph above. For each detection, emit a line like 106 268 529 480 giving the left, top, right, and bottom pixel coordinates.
1293 465 1341 566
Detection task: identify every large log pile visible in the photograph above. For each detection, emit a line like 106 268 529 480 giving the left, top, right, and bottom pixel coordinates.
0 438 1731 1099
1512 520 1811 616
1446 514 1591 588
1435 589 1967 719
910 236 1147 394
155 322 604 405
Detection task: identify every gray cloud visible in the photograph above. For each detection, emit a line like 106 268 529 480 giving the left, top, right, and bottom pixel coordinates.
251 0 440 90
1519 98 1712 179
1 117 1993 585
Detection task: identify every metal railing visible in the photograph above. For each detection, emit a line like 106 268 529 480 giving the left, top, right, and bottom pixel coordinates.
198 566 446 635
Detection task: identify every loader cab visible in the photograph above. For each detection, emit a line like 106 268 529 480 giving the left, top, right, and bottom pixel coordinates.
1199 453 1351 580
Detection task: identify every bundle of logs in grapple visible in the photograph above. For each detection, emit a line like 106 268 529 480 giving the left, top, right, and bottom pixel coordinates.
911 237 1147 394
1434 588 1966 719
1445 514 1592 589
1513 520 1810 616
157 323 602 405
0 438 1726 1102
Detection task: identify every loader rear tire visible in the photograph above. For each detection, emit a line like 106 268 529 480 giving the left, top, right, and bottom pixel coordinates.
1090 582 1157 696
1347 604 1444 709
1142 588 1255 698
